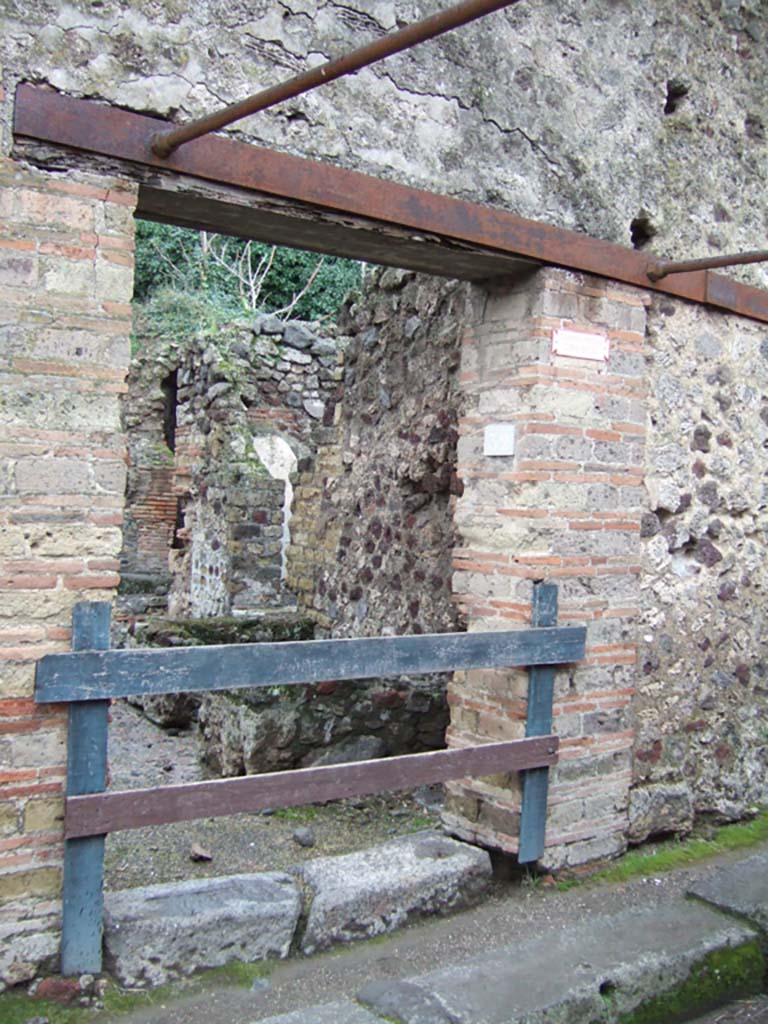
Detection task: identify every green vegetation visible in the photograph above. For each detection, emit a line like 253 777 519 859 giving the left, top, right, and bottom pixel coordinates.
0 977 179 1024
407 813 435 833
133 220 362 326
273 805 320 823
616 941 764 1024
557 808 768 891
0 961 276 1023
135 614 315 647
133 286 236 345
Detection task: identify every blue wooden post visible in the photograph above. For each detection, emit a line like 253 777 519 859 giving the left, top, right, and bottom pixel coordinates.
518 582 558 864
61 602 111 976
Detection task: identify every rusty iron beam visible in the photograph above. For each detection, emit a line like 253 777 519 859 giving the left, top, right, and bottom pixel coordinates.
648 248 768 282
13 85 768 325
152 0 524 157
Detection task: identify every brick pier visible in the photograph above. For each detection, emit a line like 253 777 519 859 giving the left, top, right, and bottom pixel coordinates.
444 268 648 871
0 159 136 984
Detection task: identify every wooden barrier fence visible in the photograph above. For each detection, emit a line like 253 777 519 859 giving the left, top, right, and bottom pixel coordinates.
33 582 585 975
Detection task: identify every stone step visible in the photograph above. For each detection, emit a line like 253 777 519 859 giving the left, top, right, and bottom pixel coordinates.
294 831 491 955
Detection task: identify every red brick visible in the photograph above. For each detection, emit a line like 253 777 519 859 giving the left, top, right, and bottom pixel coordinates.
0 646 57 662
0 575 57 590
0 769 36 784
51 180 109 202
63 573 120 589
105 187 137 207
38 242 95 260
0 782 63 800
0 238 35 252
0 832 62 853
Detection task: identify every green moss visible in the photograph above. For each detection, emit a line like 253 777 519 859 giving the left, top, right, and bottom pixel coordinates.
117 575 167 596
151 441 175 466
137 615 315 647
0 978 176 1024
557 808 768 891
0 990 78 1024
407 814 436 833
0 960 277 1023
617 940 765 1024
273 805 319 823
202 958 274 987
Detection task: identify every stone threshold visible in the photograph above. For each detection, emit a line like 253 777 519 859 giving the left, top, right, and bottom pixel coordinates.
104 830 491 988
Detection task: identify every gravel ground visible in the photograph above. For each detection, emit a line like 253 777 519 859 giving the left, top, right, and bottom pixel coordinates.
105 701 442 892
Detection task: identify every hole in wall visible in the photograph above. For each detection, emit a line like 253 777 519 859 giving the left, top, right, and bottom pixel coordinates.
745 113 765 142
664 79 689 115
160 368 178 452
630 213 657 250
171 497 185 550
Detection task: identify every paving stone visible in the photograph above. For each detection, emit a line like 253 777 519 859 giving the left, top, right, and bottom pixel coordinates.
357 902 758 1024
294 831 491 955
104 873 301 988
688 851 768 932
358 980 459 1023
255 1000 384 1024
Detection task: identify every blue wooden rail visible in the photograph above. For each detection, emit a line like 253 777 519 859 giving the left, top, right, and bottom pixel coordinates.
34 582 584 975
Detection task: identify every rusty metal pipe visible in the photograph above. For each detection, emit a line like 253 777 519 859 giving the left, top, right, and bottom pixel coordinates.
151 0 524 158
647 249 768 281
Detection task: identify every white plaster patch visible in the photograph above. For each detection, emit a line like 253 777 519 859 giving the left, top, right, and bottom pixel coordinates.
252 435 298 580
483 423 516 457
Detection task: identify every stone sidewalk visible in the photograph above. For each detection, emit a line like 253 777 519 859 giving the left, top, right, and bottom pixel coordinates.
264 851 768 1024
95 845 768 1024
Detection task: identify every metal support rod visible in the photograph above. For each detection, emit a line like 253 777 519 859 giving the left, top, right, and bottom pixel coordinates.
647 248 768 281
151 0 523 158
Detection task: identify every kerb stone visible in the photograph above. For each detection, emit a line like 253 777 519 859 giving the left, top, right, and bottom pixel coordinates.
688 851 768 933
357 902 759 1024
294 831 491 955
103 873 301 987
257 1001 384 1024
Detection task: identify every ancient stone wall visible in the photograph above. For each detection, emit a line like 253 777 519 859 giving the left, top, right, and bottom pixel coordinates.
4 2 767 284
0 158 136 987
2 0 768 987
201 268 466 777
118 334 180 611
631 297 768 841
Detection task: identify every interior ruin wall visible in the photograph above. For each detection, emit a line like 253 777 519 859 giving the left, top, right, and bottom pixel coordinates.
121 316 344 620
287 266 467 640
1 0 767 986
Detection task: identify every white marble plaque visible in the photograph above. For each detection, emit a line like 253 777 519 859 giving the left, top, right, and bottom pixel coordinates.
552 326 610 362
